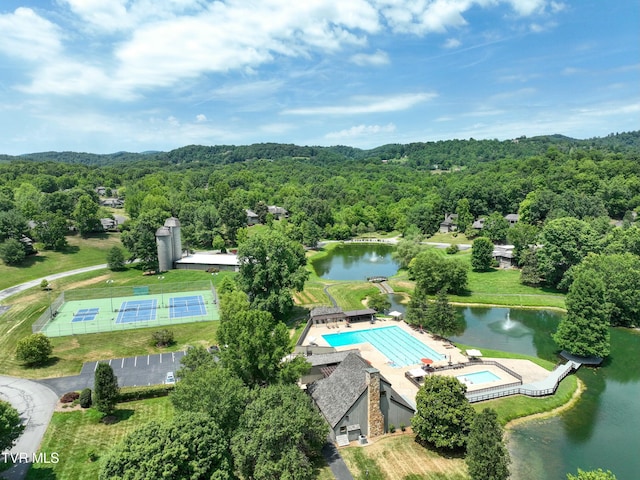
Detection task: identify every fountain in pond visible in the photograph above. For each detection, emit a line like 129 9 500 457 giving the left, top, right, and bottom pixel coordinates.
503 311 515 331
370 252 380 262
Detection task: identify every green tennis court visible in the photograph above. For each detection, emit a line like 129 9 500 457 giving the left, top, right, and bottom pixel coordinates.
34 281 219 337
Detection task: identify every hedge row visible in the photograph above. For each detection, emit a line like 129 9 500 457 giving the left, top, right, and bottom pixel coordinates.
118 384 175 403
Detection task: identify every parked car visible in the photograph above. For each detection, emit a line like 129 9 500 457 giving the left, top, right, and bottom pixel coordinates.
165 371 176 385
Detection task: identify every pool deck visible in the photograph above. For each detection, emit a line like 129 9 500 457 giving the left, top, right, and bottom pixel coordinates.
304 319 550 405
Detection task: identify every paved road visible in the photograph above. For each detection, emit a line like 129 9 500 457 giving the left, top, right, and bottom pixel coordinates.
0 264 108 303
0 376 58 480
40 351 188 396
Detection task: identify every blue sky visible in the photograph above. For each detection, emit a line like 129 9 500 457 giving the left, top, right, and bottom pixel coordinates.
0 0 638 155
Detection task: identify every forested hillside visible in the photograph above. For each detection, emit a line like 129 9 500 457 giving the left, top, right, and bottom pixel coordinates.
0 132 638 290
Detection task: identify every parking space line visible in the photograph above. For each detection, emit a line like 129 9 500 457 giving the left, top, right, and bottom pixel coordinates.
147 355 150 365
121 358 125 368
172 352 175 363
134 356 137 367
159 353 162 364
109 359 112 366
94 362 98 372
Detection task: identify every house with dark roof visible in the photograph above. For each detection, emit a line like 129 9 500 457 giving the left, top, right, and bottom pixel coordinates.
300 349 360 385
492 245 515 268
308 352 415 444
245 209 259 225
504 213 519 226
268 205 288 220
439 213 458 233
310 306 376 325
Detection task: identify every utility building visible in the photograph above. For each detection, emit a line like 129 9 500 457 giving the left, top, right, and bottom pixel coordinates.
156 217 183 272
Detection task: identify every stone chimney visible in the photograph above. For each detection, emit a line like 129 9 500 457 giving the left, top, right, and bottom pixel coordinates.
365 367 385 437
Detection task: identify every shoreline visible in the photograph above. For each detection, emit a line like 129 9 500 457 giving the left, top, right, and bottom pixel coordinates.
505 377 585 431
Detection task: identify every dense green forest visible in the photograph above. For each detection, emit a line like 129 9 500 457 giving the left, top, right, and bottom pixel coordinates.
0 132 639 306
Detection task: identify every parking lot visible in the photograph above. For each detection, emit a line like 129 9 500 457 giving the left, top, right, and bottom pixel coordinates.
41 351 188 395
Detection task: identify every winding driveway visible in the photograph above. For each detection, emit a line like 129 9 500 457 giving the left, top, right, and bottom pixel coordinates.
0 264 108 480
0 377 58 480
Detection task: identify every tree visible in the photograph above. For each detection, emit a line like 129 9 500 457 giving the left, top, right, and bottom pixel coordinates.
72 194 101 236
405 286 431 327
120 212 162 272
254 200 269 224
425 289 459 338
561 253 640 327
79 388 92 408
100 413 234 480
482 212 510 243
171 364 249 433
94 363 120 415
553 270 610 358
409 249 468 295
536 217 599 289
15 333 53 366
237 228 308 317
0 209 29 242
393 233 426 269
106 246 125 271
32 213 68 250
412 375 475 450
406 199 442 237
151 329 174 347
176 345 216 377
367 292 391 313
507 222 538 265
466 408 510 480
0 238 26 265
218 196 247 245
0 400 24 452
455 198 474 233
231 384 328 480
216 308 293 386
566 469 617 480
471 237 494 271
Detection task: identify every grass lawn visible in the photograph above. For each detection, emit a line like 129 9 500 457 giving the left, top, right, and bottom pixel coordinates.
0 267 221 378
0 233 124 291
326 283 379 311
425 232 473 245
27 396 175 480
341 434 468 480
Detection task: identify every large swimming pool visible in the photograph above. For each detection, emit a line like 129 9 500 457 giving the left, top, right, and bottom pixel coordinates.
322 325 445 368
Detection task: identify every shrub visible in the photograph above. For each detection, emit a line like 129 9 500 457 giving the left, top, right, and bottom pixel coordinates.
152 329 174 347
118 385 174 403
389 424 396 433
446 244 459 255
80 388 92 408
60 391 80 403
15 333 53 366
40 279 50 290
400 423 406 432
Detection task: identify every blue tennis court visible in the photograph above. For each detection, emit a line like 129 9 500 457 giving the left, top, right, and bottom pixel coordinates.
72 308 100 323
116 299 157 324
169 295 207 319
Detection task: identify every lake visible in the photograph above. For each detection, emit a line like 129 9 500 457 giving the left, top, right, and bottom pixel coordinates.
312 243 399 281
313 245 640 478
449 307 640 479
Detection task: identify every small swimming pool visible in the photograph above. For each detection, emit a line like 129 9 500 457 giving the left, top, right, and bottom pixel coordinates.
457 370 500 385
322 326 445 368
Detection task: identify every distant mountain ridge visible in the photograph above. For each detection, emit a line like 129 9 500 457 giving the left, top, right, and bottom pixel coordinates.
5 131 639 167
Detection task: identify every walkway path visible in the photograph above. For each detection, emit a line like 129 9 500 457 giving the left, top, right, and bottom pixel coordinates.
466 361 581 403
0 264 108 303
322 438 354 480
0 376 58 480
323 285 338 307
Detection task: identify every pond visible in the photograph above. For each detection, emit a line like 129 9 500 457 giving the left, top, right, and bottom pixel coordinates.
312 243 399 281
448 307 640 479
375 301 640 478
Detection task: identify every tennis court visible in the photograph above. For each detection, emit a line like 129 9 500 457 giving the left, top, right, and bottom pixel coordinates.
169 295 207 319
116 299 158 324
34 280 219 337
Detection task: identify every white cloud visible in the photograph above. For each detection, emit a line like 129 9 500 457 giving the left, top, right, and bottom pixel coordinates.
0 8 62 61
443 38 462 49
326 123 396 139
283 93 437 115
506 0 546 16
350 50 390 66
196 114 207 122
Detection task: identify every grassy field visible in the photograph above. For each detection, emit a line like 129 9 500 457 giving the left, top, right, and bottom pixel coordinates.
27 397 175 480
0 267 222 378
326 282 379 310
0 233 124 291
341 434 468 480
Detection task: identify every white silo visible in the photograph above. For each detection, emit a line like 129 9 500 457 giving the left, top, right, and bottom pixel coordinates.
156 226 173 272
164 217 182 261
